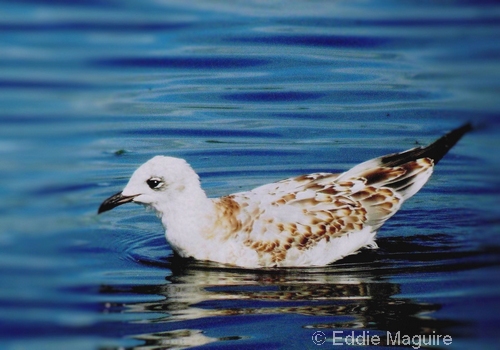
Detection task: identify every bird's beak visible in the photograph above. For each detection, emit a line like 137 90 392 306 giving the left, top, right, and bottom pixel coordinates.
98 191 138 214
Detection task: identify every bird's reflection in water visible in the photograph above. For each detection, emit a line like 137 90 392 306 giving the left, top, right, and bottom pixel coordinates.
101 234 495 349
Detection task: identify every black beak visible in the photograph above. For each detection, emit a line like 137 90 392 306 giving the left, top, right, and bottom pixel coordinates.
98 191 138 214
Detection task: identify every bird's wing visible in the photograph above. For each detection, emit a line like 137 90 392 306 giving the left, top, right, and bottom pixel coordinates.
208 163 398 264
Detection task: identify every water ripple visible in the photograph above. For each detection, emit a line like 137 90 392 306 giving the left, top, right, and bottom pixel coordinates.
92 56 270 70
223 91 325 102
124 127 280 138
0 22 191 32
231 34 397 49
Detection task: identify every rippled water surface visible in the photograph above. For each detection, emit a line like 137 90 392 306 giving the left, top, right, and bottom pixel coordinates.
1 0 500 349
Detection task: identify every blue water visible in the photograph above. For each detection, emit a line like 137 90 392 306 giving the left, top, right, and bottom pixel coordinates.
1 0 500 349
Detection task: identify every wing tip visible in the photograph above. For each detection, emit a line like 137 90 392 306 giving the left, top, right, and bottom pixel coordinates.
381 122 472 167
426 122 472 165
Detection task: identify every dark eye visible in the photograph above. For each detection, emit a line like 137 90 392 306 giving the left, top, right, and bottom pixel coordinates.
146 177 163 190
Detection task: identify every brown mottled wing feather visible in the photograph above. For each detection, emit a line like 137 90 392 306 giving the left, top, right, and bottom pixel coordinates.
223 156 434 265
348 158 434 228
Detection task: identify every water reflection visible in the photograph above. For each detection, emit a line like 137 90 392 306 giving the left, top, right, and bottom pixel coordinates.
98 233 496 349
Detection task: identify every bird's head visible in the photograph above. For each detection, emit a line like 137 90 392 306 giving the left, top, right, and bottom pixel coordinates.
98 156 200 214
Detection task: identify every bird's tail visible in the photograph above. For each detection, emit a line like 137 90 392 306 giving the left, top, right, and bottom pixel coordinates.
336 123 472 202
379 122 473 167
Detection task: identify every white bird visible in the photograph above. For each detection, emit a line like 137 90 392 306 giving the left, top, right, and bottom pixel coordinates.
99 123 471 268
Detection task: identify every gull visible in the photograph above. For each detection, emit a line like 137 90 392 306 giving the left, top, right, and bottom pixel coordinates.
99 123 471 268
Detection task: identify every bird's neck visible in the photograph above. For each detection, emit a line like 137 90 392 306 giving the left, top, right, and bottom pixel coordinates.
156 184 216 258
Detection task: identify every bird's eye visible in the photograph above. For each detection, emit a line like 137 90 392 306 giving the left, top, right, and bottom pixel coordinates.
146 177 163 190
